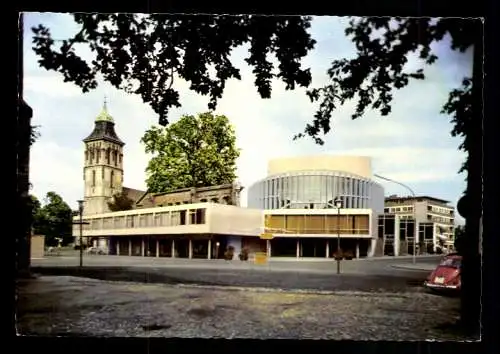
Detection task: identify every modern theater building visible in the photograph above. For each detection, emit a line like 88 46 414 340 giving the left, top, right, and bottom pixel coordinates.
246 156 385 259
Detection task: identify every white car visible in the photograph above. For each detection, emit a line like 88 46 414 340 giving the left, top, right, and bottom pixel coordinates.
87 246 107 255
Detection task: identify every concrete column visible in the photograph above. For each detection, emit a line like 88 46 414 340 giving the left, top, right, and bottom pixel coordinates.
188 239 193 259
116 239 120 256
156 238 159 257
433 226 438 254
171 239 175 258
296 239 300 259
355 240 360 259
326 240 330 258
141 237 145 257
394 216 400 256
128 238 132 256
368 238 377 257
266 240 271 257
207 239 212 259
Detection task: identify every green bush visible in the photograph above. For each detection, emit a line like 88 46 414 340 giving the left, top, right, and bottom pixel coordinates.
224 246 235 260
343 250 354 260
239 247 249 261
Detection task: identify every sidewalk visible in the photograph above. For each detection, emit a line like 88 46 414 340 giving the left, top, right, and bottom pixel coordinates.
391 263 436 271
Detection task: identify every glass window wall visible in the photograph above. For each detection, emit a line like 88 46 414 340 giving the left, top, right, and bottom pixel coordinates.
248 171 382 210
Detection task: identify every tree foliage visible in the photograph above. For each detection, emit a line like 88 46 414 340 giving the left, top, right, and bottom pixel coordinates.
30 125 41 145
298 17 479 175
31 15 479 177
31 191 73 246
28 195 43 231
31 14 315 126
141 112 240 193
453 224 466 254
107 192 135 211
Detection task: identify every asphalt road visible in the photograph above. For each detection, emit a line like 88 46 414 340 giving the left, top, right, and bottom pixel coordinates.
30 254 442 293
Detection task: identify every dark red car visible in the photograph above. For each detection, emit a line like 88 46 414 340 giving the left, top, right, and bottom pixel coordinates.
424 253 462 292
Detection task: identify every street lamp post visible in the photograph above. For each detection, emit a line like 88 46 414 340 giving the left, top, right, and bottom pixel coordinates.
77 200 84 267
374 174 418 264
216 242 220 259
334 197 343 274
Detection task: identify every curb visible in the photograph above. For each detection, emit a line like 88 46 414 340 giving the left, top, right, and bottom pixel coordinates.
391 265 435 272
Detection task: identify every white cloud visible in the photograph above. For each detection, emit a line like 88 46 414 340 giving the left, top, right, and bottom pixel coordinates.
30 141 82 209
25 14 468 213
25 75 85 98
336 147 466 182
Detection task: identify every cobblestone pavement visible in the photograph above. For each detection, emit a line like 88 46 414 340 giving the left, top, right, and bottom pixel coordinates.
16 276 476 341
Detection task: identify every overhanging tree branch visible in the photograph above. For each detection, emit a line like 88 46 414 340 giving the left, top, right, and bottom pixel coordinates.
31 14 316 126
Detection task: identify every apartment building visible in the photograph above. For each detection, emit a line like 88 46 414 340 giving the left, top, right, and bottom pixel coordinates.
378 195 455 256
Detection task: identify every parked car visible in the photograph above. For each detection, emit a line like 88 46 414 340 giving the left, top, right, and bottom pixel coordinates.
86 246 107 255
424 253 462 293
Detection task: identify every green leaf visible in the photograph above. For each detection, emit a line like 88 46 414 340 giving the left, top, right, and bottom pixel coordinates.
142 112 240 193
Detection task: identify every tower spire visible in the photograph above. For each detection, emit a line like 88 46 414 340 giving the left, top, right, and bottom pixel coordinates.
95 96 114 122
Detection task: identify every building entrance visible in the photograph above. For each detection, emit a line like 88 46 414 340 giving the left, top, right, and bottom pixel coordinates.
300 238 325 258
271 238 297 257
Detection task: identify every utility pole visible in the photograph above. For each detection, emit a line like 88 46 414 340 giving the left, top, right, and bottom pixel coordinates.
74 200 89 267
334 197 343 274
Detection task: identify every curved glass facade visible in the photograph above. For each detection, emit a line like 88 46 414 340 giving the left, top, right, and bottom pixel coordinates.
247 170 384 211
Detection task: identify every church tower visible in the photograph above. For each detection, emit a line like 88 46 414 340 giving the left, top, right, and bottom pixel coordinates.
82 99 125 215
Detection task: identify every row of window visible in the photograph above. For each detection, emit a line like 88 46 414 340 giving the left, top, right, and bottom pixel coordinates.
155 196 231 207
384 206 414 213
265 214 370 235
419 223 437 241
85 147 122 166
378 219 417 241
427 214 454 224
378 216 449 241
87 169 117 188
248 173 375 210
74 208 206 233
427 205 454 215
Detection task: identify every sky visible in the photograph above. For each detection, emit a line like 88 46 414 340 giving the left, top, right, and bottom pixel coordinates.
23 14 471 224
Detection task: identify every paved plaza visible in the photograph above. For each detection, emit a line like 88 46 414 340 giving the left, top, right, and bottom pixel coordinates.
17 275 471 340
17 254 476 340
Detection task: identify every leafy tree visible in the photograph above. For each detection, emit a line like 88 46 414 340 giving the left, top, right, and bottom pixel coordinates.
141 112 240 193
108 192 135 211
34 191 74 246
28 195 43 232
28 195 41 217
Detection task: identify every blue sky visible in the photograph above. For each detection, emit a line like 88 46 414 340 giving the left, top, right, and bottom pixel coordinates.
23 14 471 223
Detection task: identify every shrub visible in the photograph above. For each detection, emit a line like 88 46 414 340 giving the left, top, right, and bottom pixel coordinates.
343 250 354 260
332 249 343 260
224 246 235 260
239 247 249 261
